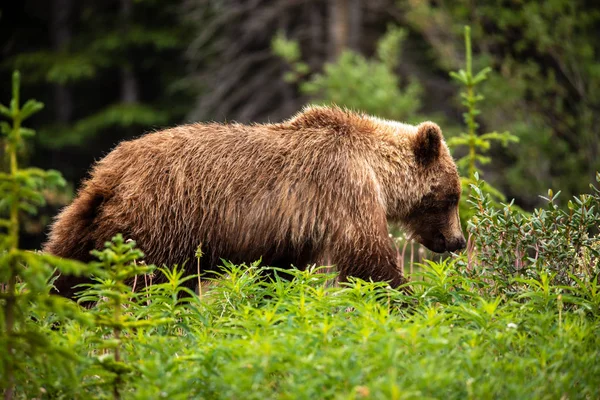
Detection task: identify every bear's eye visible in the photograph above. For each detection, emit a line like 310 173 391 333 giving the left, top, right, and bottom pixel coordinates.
417 193 458 213
419 194 437 209
446 195 459 206
434 195 459 211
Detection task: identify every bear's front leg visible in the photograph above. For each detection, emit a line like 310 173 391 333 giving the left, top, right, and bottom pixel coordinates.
333 233 408 289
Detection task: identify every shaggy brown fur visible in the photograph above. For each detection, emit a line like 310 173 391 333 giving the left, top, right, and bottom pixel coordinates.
44 106 465 297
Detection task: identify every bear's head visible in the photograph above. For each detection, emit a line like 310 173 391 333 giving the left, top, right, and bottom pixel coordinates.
396 121 466 253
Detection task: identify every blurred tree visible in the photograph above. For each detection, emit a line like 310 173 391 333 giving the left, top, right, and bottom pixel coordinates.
329 0 364 58
51 0 73 125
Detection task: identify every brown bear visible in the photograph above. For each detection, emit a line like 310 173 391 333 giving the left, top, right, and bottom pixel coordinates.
44 106 466 297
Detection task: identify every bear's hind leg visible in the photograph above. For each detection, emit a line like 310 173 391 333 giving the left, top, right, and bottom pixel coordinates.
43 186 109 298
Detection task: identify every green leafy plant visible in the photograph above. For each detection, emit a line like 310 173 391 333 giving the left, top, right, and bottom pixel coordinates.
64 261 600 399
463 172 600 296
3 251 600 398
410 258 478 305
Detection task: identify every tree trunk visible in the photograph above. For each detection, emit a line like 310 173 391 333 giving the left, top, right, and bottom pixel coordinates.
51 0 73 123
308 1 323 69
278 7 295 116
328 0 350 61
121 67 139 104
120 0 139 104
348 0 362 51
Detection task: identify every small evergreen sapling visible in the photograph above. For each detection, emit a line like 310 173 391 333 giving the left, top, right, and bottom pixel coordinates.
78 234 161 399
0 71 96 399
448 26 519 222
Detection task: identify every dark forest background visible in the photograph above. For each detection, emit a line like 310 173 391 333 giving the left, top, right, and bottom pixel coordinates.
1 0 599 248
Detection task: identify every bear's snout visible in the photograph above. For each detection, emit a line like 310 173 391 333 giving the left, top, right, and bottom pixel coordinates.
445 235 466 253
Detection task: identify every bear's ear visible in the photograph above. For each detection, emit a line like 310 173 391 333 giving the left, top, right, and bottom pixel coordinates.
413 122 442 166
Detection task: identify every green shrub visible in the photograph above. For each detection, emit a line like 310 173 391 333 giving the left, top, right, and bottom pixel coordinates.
462 173 600 297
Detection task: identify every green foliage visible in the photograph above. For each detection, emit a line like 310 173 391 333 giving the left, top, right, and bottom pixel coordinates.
449 26 519 180
463 172 600 297
271 33 309 83
10 51 99 85
273 25 426 123
3 0 193 186
77 235 165 399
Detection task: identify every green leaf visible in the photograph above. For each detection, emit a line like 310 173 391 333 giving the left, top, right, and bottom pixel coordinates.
11 70 21 104
475 154 492 165
472 137 491 150
283 71 298 83
19 202 39 215
456 157 472 170
295 62 310 75
446 136 470 147
480 131 519 146
376 25 406 68
271 32 302 62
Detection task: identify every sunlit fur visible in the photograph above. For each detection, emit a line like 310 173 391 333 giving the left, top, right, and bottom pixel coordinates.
44 105 464 297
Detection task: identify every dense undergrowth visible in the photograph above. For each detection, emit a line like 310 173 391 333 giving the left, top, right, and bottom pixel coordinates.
7 248 600 399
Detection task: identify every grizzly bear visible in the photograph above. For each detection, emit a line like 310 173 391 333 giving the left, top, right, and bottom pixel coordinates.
44 106 466 297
